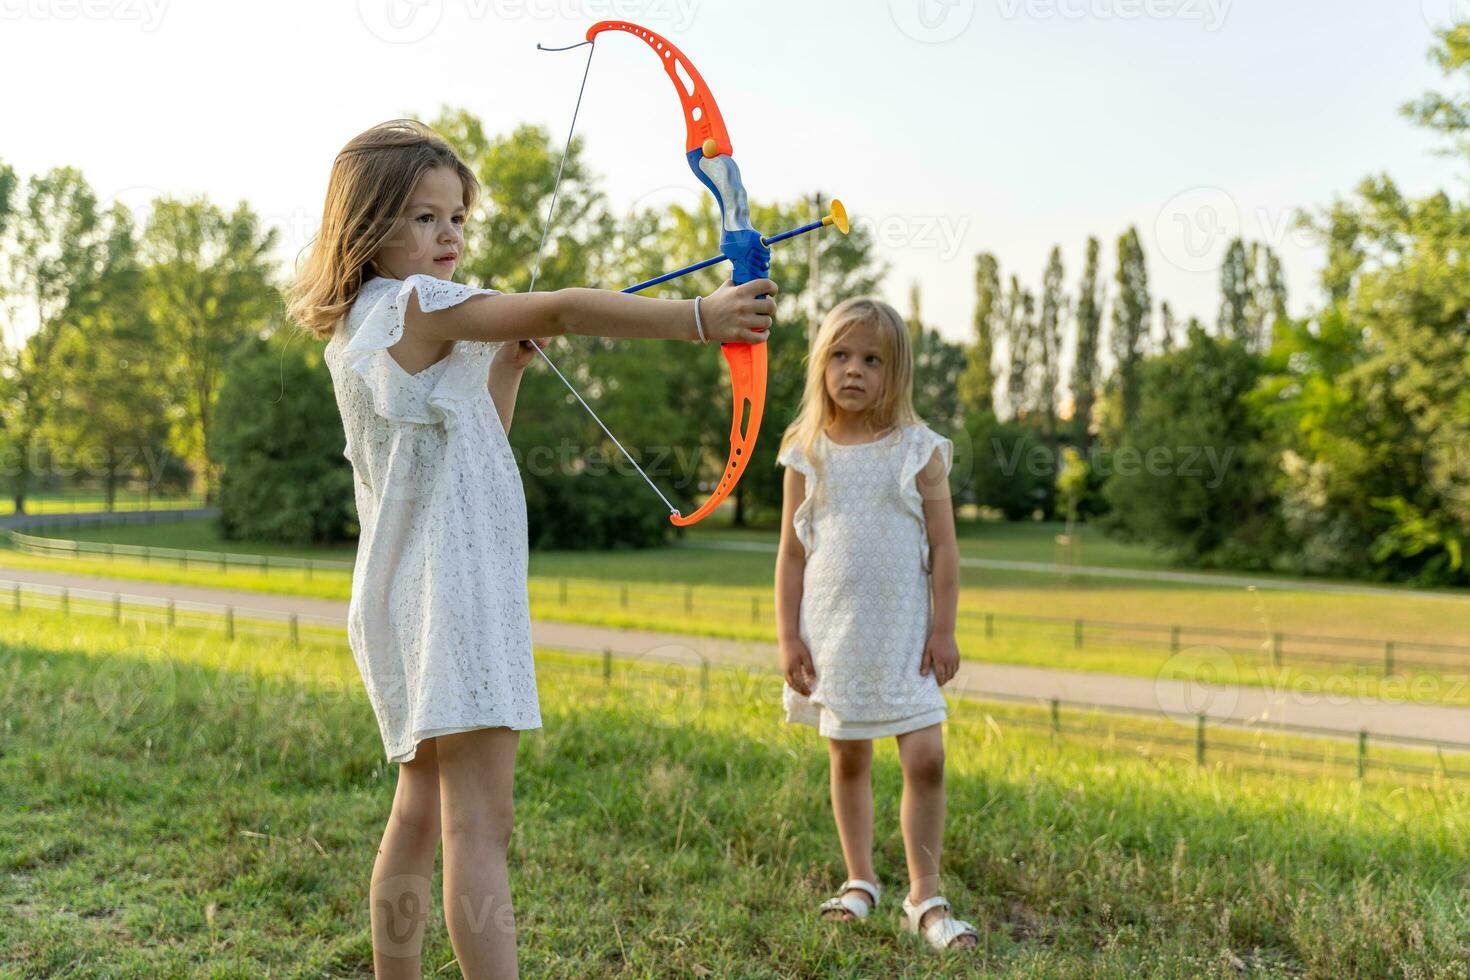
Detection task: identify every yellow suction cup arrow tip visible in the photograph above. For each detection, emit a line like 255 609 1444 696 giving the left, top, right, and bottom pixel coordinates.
702 138 719 158
828 198 849 235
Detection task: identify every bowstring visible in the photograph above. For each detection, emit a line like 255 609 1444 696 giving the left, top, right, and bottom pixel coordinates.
527 38 681 519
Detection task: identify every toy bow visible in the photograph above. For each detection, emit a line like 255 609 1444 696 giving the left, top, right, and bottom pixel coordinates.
529 20 849 527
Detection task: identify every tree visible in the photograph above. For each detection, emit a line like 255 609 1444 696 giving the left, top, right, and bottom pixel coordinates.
142 197 280 504
959 253 1000 420
1101 324 1276 564
1159 301 1177 355
5 168 114 513
1218 237 1251 345
1069 236 1104 447
41 204 172 508
213 334 356 544
1035 246 1067 439
1108 226 1150 431
1003 276 1034 422
906 282 967 434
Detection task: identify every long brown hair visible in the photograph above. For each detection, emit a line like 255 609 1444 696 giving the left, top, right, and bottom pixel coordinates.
778 297 922 489
287 119 478 340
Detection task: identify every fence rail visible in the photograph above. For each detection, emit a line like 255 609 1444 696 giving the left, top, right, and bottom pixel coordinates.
2 574 1469 784
9 529 1470 677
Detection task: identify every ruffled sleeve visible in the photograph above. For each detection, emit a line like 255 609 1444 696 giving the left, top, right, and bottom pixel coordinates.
898 424 954 572
341 274 502 425
777 440 819 555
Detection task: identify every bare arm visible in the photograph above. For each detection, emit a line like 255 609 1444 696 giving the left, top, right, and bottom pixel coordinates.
487 357 524 434
775 465 815 695
775 467 807 642
920 447 959 635
406 278 778 347
918 446 962 686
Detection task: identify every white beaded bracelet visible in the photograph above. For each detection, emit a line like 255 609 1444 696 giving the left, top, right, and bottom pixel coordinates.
693 295 708 343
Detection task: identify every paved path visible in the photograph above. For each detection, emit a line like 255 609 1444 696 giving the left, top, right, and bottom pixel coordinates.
3 562 1468 749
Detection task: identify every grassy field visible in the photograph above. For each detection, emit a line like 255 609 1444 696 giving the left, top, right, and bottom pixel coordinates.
0 490 206 519
2 607 1468 977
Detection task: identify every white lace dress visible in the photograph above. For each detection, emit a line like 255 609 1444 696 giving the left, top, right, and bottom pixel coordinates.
323 274 541 764
777 423 953 739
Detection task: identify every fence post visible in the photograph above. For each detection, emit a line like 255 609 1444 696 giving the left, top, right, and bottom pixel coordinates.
1050 698 1061 740
143 546 151 566
685 585 693 615
113 594 121 624
985 612 994 639
226 607 235 641
167 599 175 629
751 596 760 623
12 583 19 612
290 614 300 648
1383 641 1394 677
700 658 709 695
61 587 69 617
1358 730 1368 780
603 648 612 686
1073 618 1083 649
1171 625 1180 654
559 578 567 605
1195 714 1206 766
1271 632 1283 668
620 584 628 609
218 552 226 572
304 559 311 582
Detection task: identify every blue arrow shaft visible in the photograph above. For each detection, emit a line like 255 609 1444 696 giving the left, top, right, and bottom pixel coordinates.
620 217 828 294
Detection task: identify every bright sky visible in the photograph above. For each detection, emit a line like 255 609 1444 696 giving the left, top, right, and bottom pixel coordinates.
4 0 1467 354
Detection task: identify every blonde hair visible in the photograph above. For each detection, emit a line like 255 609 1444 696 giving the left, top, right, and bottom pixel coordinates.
287 119 479 340
778 296 923 486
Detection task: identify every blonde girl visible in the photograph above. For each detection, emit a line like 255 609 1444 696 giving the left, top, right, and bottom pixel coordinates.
289 119 777 978
774 297 979 952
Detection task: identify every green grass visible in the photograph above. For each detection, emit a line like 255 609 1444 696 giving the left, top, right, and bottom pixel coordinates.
0 490 206 518
1 606 1467 977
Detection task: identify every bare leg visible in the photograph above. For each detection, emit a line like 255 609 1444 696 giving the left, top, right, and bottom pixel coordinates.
824 736 877 920
896 723 976 948
436 727 522 979
371 737 442 978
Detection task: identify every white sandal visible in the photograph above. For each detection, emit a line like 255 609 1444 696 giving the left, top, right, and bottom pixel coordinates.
818 878 880 921
901 894 980 950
